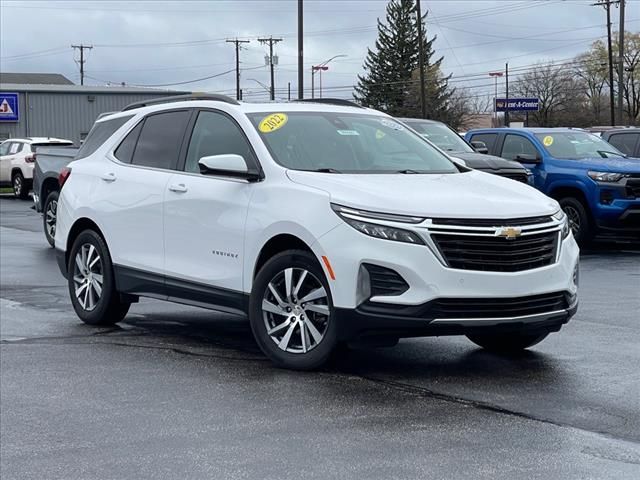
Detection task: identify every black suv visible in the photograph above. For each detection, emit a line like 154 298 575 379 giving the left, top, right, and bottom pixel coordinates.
601 128 640 158
400 118 532 184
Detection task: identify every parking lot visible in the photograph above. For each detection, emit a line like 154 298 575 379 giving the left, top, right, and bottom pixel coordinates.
1 195 639 479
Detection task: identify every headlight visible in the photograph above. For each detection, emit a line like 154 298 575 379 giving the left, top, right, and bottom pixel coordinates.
331 203 425 245
553 209 570 239
587 171 625 183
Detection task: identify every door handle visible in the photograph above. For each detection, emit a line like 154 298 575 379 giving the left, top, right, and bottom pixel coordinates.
168 183 188 193
100 172 117 182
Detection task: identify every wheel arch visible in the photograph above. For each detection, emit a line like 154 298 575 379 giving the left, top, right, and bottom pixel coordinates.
548 185 592 216
41 176 59 201
252 233 315 282
65 217 108 266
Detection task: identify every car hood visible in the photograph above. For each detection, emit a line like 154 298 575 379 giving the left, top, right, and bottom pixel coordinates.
287 170 559 219
449 152 526 171
559 157 640 173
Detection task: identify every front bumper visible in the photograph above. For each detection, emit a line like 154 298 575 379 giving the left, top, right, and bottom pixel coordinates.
334 293 578 341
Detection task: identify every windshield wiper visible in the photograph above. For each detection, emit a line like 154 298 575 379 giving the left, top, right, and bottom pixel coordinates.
309 168 342 173
597 150 627 158
396 169 422 174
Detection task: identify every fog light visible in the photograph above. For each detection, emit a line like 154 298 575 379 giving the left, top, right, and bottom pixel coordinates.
573 263 579 287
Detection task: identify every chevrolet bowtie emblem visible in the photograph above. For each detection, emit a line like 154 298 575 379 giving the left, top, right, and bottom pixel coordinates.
497 227 522 239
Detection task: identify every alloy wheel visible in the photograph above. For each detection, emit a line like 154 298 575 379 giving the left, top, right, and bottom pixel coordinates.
563 205 581 236
262 267 330 354
72 243 104 311
45 199 57 239
13 176 22 196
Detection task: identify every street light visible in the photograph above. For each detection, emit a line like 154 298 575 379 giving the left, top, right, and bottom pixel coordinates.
489 71 504 127
247 78 271 99
311 54 347 98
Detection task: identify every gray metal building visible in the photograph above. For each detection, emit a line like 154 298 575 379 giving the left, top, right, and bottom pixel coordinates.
0 82 187 145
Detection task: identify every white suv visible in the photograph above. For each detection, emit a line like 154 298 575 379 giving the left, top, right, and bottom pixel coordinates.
54 95 579 370
0 137 73 198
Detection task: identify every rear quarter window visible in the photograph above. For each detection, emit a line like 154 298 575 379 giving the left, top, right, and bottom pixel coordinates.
75 115 134 160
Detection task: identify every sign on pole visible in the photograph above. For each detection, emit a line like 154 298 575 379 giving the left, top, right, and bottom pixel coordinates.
0 93 19 122
495 98 539 112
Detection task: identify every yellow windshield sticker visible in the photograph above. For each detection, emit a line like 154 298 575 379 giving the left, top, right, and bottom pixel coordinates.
258 113 288 133
375 129 386 140
543 135 554 146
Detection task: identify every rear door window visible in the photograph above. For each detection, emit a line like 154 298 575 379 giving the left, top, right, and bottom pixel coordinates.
607 133 639 156
130 110 191 170
469 133 498 152
75 115 134 160
0 143 9 156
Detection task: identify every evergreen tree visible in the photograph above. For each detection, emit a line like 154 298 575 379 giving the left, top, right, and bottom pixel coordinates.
354 0 453 119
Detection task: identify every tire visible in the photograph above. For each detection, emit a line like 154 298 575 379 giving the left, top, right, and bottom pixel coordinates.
67 229 130 326
43 191 59 248
466 331 549 353
249 250 337 370
559 197 592 246
12 171 29 199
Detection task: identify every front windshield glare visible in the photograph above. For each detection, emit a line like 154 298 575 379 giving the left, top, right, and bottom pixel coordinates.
534 132 626 159
405 121 473 153
249 112 458 174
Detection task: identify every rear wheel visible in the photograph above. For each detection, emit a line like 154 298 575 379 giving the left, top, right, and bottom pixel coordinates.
12 172 29 199
559 197 592 246
466 331 549 352
68 230 130 326
43 190 59 247
249 250 337 370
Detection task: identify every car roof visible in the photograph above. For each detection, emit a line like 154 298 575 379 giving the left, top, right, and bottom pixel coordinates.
467 127 588 135
602 127 640 134
98 98 382 123
1 137 72 144
397 118 441 124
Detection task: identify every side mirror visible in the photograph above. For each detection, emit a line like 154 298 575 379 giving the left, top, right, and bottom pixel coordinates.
514 153 542 164
198 154 261 181
470 141 489 154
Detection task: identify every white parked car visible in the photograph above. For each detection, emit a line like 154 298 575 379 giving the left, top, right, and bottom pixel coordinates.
0 137 73 198
54 95 579 370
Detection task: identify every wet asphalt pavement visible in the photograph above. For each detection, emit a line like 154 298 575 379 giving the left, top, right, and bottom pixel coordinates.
1 195 639 479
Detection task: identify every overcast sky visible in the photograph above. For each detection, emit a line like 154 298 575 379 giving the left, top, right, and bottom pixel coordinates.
1 0 637 101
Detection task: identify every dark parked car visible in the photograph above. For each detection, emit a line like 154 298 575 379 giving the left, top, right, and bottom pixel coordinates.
601 128 640 158
399 118 532 184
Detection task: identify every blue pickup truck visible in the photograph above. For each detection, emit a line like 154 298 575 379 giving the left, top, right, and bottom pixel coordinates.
464 128 640 244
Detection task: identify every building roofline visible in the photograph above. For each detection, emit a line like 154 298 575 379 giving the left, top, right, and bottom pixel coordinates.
0 83 190 94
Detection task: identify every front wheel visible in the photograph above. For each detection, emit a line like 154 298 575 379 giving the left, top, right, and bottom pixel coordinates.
466 331 549 352
249 250 337 370
43 191 59 247
68 229 130 326
559 197 592 246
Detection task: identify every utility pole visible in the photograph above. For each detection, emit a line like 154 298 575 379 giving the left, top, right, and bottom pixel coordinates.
593 0 620 126
618 0 625 124
298 0 304 99
258 37 283 101
489 72 503 127
71 44 93 85
226 39 250 101
505 62 510 127
416 0 427 118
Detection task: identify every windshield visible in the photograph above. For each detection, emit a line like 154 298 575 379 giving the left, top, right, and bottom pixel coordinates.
534 132 626 159
248 112 458 174
404 120 474 153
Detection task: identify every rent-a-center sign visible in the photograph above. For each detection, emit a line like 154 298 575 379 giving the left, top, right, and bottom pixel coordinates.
495 98 539 112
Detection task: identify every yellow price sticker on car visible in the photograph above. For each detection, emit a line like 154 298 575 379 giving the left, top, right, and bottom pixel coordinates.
543 135 554 146
258 113 288 133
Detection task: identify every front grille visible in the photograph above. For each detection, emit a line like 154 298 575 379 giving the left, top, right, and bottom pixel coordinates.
431 292 569 318
432 231 559 272
626 179 640 198
498 172 529 183
432 216 552 227
364 263 409 297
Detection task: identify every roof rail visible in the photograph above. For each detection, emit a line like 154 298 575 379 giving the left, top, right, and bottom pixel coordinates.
122 94 240 112
294 98 363 108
